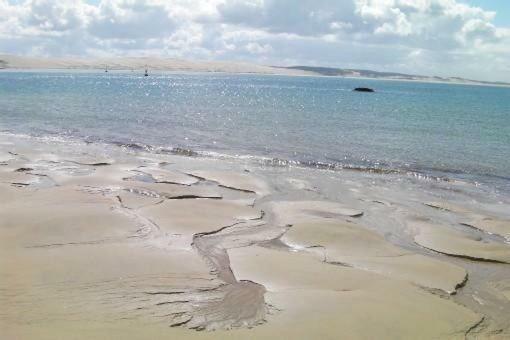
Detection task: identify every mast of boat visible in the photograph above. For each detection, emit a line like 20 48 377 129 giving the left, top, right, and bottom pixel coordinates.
105 64 108 73
144 65 149 77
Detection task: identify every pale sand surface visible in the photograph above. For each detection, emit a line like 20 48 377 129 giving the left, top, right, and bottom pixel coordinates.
188 170 271 196
490 280 510 301
425 201 510 241
135 167 199 186
123 182 223 200
269 200 364 225
462 218 510 242
229 246 480 339
413 221 510 263
1 133 510 339
282 219 467 294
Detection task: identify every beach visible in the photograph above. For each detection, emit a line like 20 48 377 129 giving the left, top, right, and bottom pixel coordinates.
1 131 509 339
2 0 510 337
1 70 510 339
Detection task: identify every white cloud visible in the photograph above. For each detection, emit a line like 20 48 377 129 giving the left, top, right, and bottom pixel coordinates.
217 0 359 36
0 0 509 81
24 0 87 32
245 41 272 54
88 1 177 39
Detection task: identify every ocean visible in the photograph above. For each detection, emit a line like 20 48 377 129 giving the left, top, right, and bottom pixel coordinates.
1 70 509 193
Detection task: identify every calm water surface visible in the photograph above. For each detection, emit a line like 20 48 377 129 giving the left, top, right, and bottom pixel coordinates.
1 71 509 191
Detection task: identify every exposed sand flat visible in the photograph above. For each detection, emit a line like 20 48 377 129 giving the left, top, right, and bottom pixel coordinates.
490 280 510 301
124 181 223 200
0 174 227 335
65 156 114 166
18 151 62 163
0 185 141 247
0 183 31 204
138 199 263 247
282 219 467 293
424 201 510 240
424 201 472 213
117 190 164 209
0 151 16 163
7 149 114 167
413 221 510 263
0 243 222 332
228 246 482 339
270 200 363 225
188 170 270 195
0 170 39 186
230 197 256 207
461 218 510 241
0 163 268 333
135 167 199 186
44 163 137 187
1 134 510 338
286 178 317 191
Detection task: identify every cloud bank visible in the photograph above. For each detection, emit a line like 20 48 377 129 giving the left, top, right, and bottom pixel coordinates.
1 0 509 81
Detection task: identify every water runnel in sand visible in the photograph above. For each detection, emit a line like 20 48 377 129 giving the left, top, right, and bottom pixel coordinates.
136 197 285 330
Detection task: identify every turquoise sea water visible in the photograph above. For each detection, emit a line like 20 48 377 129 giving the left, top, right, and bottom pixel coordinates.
1 71 509 192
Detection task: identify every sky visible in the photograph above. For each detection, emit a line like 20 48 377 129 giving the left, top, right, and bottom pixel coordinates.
463 0 510 26
1 0 510 82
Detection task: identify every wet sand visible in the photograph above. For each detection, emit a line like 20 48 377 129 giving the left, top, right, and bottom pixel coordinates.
1 133 510 339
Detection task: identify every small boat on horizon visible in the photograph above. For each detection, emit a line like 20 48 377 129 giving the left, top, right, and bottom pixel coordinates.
144 66 149 77
104 65 108 73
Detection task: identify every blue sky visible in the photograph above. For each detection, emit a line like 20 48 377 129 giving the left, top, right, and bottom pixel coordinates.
1 0 510 82
463 0 510 25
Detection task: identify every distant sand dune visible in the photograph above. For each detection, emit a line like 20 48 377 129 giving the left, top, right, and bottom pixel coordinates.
0 54 311 76
1 54 508 87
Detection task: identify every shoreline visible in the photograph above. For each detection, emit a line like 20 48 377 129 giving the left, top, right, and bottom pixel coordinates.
1 130 508 199
1 131 509 338
2 65 510 89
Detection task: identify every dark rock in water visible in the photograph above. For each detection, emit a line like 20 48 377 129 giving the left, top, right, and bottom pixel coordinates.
353 87 375 92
